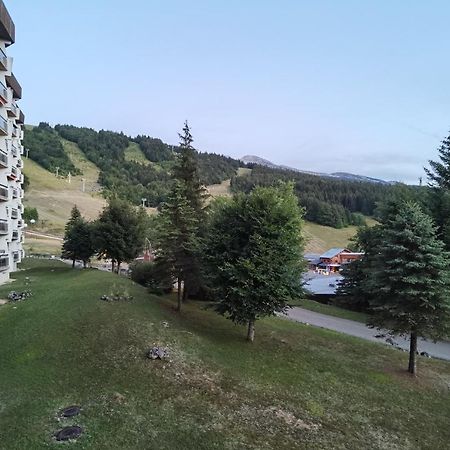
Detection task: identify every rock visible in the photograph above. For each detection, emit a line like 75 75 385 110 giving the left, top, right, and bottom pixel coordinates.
374 334 385 339
386 337 396 346
54 426 83 441
113 392 126 403
7 291 32 302
420 351 431 358
147 346 168 360
60 405 81 418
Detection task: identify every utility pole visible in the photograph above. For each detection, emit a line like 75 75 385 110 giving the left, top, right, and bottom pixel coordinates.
67 172 71 184
141 198 147 208
25 148 29 159
55 167 59 178
81 178 86 192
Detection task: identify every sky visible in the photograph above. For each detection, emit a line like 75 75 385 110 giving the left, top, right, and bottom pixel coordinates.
7 0 450 184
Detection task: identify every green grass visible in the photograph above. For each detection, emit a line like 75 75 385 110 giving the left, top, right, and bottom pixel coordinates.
124 142 152 166
289 298 368 323
0 260 449 449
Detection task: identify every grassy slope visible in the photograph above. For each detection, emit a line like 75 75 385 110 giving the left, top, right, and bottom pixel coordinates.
0 259 449 449
124 142 152 165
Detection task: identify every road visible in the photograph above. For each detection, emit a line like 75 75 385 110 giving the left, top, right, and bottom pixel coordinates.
283 307 450 361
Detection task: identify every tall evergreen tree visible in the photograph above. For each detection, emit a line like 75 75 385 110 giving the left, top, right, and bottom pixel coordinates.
155 181 199 311
204 183 306 341
367 202 450 375
61 206 94 268
172 121 208 215
169 121 208 298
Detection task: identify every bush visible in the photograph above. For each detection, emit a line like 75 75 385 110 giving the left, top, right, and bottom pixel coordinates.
129 261 173 295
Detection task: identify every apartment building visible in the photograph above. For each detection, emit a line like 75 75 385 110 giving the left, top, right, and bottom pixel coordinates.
0 1 24 284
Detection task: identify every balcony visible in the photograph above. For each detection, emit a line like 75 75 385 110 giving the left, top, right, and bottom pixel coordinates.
17 110 24 124
6 100 17 118
11 230 18 241
0 253 9 271
10 143 17 158
0 150 7 168
11 187 17 198
16 159 22 168
0 184 7 201
13 251 19 262
0 115 7 135
17 219 22 228
11 125 18 137
11 208 17 219
0 80 6 105
0 47 7 71
5 73 21 100
0 1 15 45
0 220 7 234
7 165 17 180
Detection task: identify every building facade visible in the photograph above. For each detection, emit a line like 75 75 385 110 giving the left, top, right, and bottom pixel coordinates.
306 248 364 273
0 1 24 284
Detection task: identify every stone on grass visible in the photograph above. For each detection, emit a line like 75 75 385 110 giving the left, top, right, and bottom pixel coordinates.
147 346 168 360
60 405 81 418
54 426 83 441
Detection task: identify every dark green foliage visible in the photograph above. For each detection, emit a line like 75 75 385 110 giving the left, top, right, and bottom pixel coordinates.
155 181 200 310
23 123 81 176
129 261 173 294
204 183 306 341
425 132 450 248
134 135 175 162
94 198 147 272
196 152 240 186
61 206 95 267
23 206 39 223
231 165 423 228
343 200 450 374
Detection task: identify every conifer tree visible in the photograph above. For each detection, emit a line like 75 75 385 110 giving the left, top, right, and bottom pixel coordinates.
62 206 94 268
367 202 450 375
155 181 199 311
204 183 305 341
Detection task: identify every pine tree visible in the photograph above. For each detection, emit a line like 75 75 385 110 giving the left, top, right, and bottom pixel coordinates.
170 121 208 298
61 206 94 268
367 202 450 375
204 183 306 341
172 121 208 216
155 181 199 311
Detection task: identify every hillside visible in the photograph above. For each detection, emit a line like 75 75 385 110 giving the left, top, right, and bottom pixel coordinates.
1 259 449 449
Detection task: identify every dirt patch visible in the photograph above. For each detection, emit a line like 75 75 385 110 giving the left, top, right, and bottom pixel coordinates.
0 299 7 305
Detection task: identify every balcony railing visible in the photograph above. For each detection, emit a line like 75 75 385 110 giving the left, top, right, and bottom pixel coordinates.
11 187 17 198
17 219 22 228
10 142 17 157
0 80 7 104
5 73 21 100
11 208 17 219
0 185 7 201
13 251 19 262
11 230 18 241
12 125 18 137
0 220 8 234
6 100 17 118
7 165 17 180
16 159 22 168
0 150 7 168
0 115 7 135
18 110 24 125
0 254 9 271
0 47 7 71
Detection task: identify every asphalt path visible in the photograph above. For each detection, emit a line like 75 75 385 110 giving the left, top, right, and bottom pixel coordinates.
283 307 450 361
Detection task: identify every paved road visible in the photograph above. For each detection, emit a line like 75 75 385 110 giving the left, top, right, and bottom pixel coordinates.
283 307 450 361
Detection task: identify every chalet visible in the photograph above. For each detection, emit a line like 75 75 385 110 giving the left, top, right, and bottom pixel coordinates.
307 248 364 273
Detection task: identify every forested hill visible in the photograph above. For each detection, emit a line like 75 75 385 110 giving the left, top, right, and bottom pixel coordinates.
23 122 423 228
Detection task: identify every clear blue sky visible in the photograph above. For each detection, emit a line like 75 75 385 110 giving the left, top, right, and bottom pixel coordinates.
8 0 450 183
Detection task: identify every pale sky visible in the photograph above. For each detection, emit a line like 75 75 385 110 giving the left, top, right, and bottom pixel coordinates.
8 0 450 183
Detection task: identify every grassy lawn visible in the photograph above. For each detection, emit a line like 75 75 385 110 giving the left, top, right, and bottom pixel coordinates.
0 260 449 449
289 298 368 323
124 142 152 166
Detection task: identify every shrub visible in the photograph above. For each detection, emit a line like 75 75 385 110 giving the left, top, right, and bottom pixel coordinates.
129 261 173 295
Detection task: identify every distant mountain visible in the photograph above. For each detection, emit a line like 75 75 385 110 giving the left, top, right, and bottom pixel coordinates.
240 155 391 185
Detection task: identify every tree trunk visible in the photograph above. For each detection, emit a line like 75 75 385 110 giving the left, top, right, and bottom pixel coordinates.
177 278 182 312
111 260 115 273
83 260 87 269
247 319 255 342
72 258 75 268
408 331 418 375
117 261 121 275
182 281 188 303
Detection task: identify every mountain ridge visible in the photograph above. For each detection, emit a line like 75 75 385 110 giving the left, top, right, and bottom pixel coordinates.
240 155 392 185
